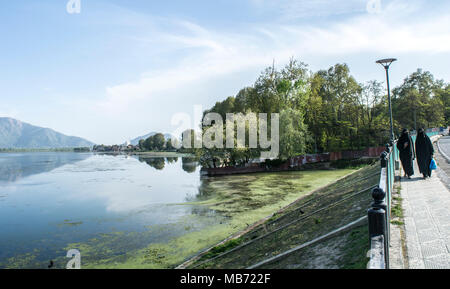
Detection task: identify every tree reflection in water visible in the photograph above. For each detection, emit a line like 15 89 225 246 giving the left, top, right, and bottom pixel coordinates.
182 157 197 173
139 157 166 170
0 152 91 183
166 157 178 164
137 156 198 174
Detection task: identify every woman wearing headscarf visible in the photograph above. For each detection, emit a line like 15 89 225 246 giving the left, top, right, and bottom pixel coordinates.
397 129 415 179
415 128 434 179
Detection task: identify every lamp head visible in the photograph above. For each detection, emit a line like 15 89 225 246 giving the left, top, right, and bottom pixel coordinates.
376 58 397 68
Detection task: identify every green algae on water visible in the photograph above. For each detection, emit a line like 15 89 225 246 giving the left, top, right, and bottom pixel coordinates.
59 169 356 269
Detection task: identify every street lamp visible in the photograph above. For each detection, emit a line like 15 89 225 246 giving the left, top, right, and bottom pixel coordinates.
376 58 397 142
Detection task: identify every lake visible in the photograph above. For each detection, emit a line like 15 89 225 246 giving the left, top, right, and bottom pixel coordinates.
0 152 354 268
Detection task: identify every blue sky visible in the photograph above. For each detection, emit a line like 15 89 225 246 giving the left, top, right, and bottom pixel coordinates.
1 0 450 144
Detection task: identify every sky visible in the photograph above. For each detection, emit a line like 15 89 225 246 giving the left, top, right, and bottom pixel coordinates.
1 0 450 144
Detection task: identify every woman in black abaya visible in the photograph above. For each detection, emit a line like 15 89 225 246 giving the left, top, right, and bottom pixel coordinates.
397 129 415 179
415 128 434 179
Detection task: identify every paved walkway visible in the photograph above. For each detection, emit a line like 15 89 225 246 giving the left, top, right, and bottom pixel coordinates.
401 138 450 269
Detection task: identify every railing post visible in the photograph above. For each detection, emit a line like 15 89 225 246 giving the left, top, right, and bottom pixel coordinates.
369 186 388 266
368 207 385 237
380 151 388 168
368 151 390 269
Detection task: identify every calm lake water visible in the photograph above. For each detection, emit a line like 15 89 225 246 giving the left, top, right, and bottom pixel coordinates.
0 152 354 269
0 152 219 268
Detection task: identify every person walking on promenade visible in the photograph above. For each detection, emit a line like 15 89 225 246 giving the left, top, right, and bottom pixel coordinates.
397 128 415 179
415 128 434 179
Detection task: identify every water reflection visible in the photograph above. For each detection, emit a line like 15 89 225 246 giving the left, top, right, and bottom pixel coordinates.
0 152 91 183
166 157 179 163
134 156 198 173
0 154 203 212
182 157 198 173
0 152 209 267
139 157 166 170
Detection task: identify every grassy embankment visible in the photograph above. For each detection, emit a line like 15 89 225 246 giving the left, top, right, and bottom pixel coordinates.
185 162 380 269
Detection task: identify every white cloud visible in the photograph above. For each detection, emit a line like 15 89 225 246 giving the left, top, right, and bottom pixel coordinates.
250 0 368 19
97 0 450 115
5 0 449 145
62 0 448 145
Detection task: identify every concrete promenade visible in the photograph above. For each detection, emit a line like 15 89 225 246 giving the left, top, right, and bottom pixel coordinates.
400 136 450 269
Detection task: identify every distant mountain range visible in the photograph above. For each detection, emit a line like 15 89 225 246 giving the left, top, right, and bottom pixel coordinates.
129 132 174 146
0 117 95 149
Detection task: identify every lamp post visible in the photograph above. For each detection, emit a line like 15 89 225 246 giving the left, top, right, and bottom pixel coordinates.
376 58 397 142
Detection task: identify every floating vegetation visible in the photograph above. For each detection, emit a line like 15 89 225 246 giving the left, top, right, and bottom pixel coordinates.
58 220 83 227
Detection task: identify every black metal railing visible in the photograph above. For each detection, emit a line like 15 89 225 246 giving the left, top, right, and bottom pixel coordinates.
367 142 397 269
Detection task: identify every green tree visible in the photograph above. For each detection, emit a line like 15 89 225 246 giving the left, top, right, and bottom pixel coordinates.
393 69 445 131
143 136 154 151
166 138 175 151
357 80 385 147
198 60 447 166
436 84 450 125
279 108 310 160
309 64 363 151
152 133 166 151
305 73 325 152
138 139 145 150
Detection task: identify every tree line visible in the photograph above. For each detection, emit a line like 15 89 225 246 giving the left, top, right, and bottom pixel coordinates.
194 59 449 167
138 133 176 151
